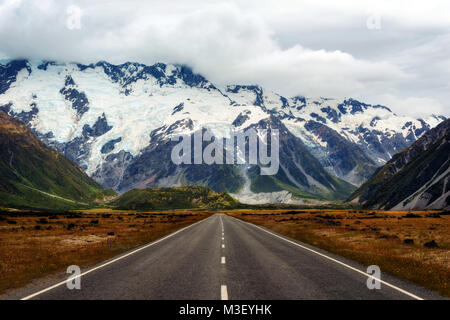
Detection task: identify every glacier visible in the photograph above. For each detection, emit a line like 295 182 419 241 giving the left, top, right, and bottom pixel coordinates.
0 59 445 203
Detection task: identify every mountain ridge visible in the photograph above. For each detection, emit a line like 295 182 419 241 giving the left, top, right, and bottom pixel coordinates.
348 118 450 210
0 59 445 203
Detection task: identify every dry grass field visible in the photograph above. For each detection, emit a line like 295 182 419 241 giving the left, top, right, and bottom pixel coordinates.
226 209 450 297
0 209 211 296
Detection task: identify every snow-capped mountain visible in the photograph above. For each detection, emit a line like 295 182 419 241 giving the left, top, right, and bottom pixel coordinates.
0 59 445 202
349 118 450 210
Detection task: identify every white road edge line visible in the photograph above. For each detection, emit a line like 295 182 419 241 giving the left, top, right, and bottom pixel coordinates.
221 256 226 264
230 216 424 301
221 285 228 300
21 215 215 300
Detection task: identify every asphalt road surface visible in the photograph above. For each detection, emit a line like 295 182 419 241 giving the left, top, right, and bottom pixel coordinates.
21 214 443 300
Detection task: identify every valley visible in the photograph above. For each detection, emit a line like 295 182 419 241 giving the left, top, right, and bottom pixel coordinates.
0 208 448 299
0 59 448 301
1 0 450 306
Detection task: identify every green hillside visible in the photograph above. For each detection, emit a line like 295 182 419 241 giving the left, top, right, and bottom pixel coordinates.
0 111 115 209
111 186 239 210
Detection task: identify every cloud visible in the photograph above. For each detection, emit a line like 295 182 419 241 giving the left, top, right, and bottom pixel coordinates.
375 94 447 117
0 0 448 117
219 45 407 98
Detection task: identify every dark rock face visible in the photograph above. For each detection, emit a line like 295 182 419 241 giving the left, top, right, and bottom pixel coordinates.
172 103 184 115
76 61 215 96
245 116 355 200
304 120 376 184
113 115 352 198
82 113 112 138
95 61 166 89
47 113 114 170
0 102 39 126
320 106 341 123
310 112 327 124
176 65 210 88
292 96 306 110
60 75 90 118
57 137 89 169
0 60 31 94
101 137 122 154
114 119 245 193
351 125 414 164
232 111 251 127
227 85 264 107
337 98 370 115
37 61 57 71
92 150 134 190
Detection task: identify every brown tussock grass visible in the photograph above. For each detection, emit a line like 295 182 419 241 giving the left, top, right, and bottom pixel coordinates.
226 209 450 297
0 210 211 296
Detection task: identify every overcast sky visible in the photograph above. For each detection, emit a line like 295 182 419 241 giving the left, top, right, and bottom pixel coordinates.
0 0 449 117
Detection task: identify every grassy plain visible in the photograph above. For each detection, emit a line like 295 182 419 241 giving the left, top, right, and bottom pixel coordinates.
227 209 450 297
1 208 448 298
0 208 211 296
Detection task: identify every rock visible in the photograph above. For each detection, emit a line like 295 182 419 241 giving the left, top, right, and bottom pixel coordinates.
403 238 414 244
424 240 438 248
425 213 441 218
404 213 421 218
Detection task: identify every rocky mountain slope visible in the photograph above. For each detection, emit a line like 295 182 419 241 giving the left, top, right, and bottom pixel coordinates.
348 118 450 210
0 110 114 209
0 59 445 203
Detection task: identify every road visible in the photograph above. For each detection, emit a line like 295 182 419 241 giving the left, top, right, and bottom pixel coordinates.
21 214 442 300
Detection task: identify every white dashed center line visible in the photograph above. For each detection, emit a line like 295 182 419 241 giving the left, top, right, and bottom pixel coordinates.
221 285 228 300
220 216 228 299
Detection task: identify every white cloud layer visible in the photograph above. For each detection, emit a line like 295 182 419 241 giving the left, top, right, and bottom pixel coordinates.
0 0 449 117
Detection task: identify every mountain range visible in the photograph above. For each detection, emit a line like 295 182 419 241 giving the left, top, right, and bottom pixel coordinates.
0 59 446 204
349 118 450 210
